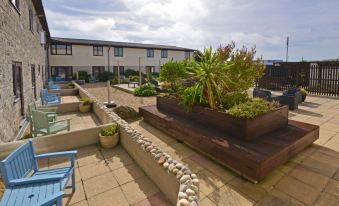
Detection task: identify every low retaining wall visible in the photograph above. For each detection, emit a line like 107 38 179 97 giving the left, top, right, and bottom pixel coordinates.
49 88 79 96
74 82 200 206
0 124 114 159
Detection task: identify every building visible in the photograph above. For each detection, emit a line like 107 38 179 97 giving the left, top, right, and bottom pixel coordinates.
49 37 194 80
0 0 50 143
263 60 283 66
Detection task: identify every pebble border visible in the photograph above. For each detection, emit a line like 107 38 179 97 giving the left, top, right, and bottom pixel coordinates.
74 82 200 206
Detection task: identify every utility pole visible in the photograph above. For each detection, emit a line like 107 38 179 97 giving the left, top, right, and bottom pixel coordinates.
286 36 289 62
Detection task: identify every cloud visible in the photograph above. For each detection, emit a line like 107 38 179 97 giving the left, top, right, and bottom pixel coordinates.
43 0 339 61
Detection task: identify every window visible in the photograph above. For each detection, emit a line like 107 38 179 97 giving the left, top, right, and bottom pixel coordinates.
10 0 20 10
93 46 103 56
161 50 168 58
113 66 125 75
29 8 33 32
114 47 123 57
147 49 154 58
12 62 22 99
185 51 191 59
92 66 105 80
51 44 72 55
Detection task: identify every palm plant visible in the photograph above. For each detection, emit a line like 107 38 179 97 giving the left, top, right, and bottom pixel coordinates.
183 47 233 110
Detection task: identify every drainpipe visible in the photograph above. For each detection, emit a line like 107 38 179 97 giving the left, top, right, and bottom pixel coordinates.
108 46 112 72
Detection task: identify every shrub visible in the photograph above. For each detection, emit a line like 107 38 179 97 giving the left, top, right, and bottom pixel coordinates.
300 87 307 96
111 76 119 85
183 47 232 109
129 75 139 82
159 60 189 92
221 92 249 110
101 124 118 136
68 82 75 88
78 71 90 83
99 71 114 82
80 97 93 105
134 84 157 97
124 69 139 77
225 98 280 119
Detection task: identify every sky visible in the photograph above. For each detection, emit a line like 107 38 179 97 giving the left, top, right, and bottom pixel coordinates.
43 0 339 61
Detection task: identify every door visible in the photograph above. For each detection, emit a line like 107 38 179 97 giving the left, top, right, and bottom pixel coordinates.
53 67 73 81
13 62 24 116
92 66 104 80
31 64 36 100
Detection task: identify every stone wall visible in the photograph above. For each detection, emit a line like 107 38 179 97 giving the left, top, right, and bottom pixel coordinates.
0 0 47 143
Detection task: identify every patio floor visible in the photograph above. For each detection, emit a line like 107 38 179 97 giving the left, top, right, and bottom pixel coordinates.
132 95 339 206
38 144 171 206
57 112 101 132
61 96 80 103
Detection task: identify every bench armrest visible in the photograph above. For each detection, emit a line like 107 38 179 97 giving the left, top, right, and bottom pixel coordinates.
35 151 77 159
38 106 58 113
34 192 65 206
9 174 65 186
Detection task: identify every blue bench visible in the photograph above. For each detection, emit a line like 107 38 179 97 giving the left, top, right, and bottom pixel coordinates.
41 89 61 105
0 140 77 206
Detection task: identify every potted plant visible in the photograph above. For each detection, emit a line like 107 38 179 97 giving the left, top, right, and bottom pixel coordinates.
300 88 308 102
68 82 75 89
79 97 93 113
99 124 119 148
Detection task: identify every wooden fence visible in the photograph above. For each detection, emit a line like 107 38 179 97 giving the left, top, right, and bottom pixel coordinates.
256 61 339 97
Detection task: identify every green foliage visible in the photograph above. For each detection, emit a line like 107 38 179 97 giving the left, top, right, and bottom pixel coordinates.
99 71 114 82
129 75 139 82
184 47 233 109
134 84 157 97
124 69 139 77
218 42 265 93
101 124 118 136
78 71 90 83
179 86 202 110
68 83 75 88
111 76 119 85
80 97 93 105
300 87 308 96
221 92 249 110
159 60 189 92
225 98 280 119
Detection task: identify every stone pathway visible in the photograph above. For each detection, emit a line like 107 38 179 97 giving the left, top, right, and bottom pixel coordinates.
82 83 156 111
131 95 339 206
39 144 172 206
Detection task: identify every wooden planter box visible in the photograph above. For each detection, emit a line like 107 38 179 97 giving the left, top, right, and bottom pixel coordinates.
156 96 289 140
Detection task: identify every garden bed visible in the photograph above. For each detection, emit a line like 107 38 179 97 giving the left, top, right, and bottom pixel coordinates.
157 96 289 140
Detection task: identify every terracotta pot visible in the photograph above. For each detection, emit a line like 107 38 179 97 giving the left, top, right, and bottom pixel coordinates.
99 133 119 148
79 103 91 113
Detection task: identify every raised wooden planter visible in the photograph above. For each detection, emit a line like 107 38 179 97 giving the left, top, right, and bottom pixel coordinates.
140 105 319 182
157 96 289 140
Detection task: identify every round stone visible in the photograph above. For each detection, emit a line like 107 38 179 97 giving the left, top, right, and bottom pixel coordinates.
176 163 183 169
178 192 187 200
190 185 199 193
178 199 190 206
172 168 179 174
163 162 169 168
176 171 184 179
192 178 199 186
185 189 195 196
191 174 197 179
168 163 176 171
180 175 190 183
158 155 167 164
